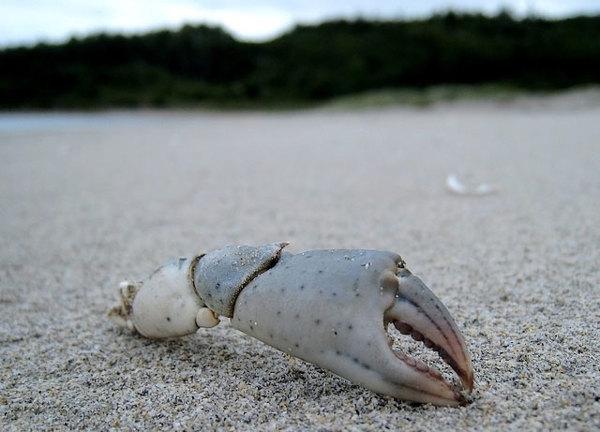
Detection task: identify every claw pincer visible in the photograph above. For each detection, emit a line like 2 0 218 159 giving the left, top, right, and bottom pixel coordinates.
109 243 474 406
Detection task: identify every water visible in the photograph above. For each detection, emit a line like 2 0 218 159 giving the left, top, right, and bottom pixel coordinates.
0 111 176 134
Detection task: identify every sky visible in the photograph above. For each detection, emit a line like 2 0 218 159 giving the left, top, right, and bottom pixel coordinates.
2 0 600 47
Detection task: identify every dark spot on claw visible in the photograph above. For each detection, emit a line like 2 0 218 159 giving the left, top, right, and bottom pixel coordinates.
315 319 321 325
455 392 467 406
394 321 412 335
411 330 424 341
439 348 451 361
166 317 171 322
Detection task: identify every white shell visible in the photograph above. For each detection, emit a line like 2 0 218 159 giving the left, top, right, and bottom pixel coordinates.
131 258 216 338
446 173 497 195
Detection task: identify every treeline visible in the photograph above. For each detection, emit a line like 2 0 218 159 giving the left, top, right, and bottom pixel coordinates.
1 12 599 109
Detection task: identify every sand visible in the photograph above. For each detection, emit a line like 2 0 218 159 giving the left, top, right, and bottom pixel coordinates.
1 93 599 430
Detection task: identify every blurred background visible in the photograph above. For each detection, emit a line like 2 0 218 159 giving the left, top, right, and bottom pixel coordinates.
1 0 599 109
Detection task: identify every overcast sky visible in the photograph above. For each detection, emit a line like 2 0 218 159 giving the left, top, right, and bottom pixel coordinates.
2 0 599 47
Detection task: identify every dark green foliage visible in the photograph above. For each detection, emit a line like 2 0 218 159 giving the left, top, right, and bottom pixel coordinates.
1 13 599 109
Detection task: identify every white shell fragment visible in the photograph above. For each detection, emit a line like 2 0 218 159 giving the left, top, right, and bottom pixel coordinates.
108 257 218 339
446 173 498 196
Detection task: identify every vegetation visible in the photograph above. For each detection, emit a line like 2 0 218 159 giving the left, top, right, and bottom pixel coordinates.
1 12 599 109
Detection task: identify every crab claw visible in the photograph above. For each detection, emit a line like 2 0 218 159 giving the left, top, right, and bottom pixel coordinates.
307 267 474 407
231 249 474 406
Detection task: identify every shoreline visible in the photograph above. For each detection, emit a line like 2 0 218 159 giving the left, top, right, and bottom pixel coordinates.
1 85 599 116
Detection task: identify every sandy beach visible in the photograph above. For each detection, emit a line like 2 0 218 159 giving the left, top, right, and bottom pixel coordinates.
1 93 599 430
